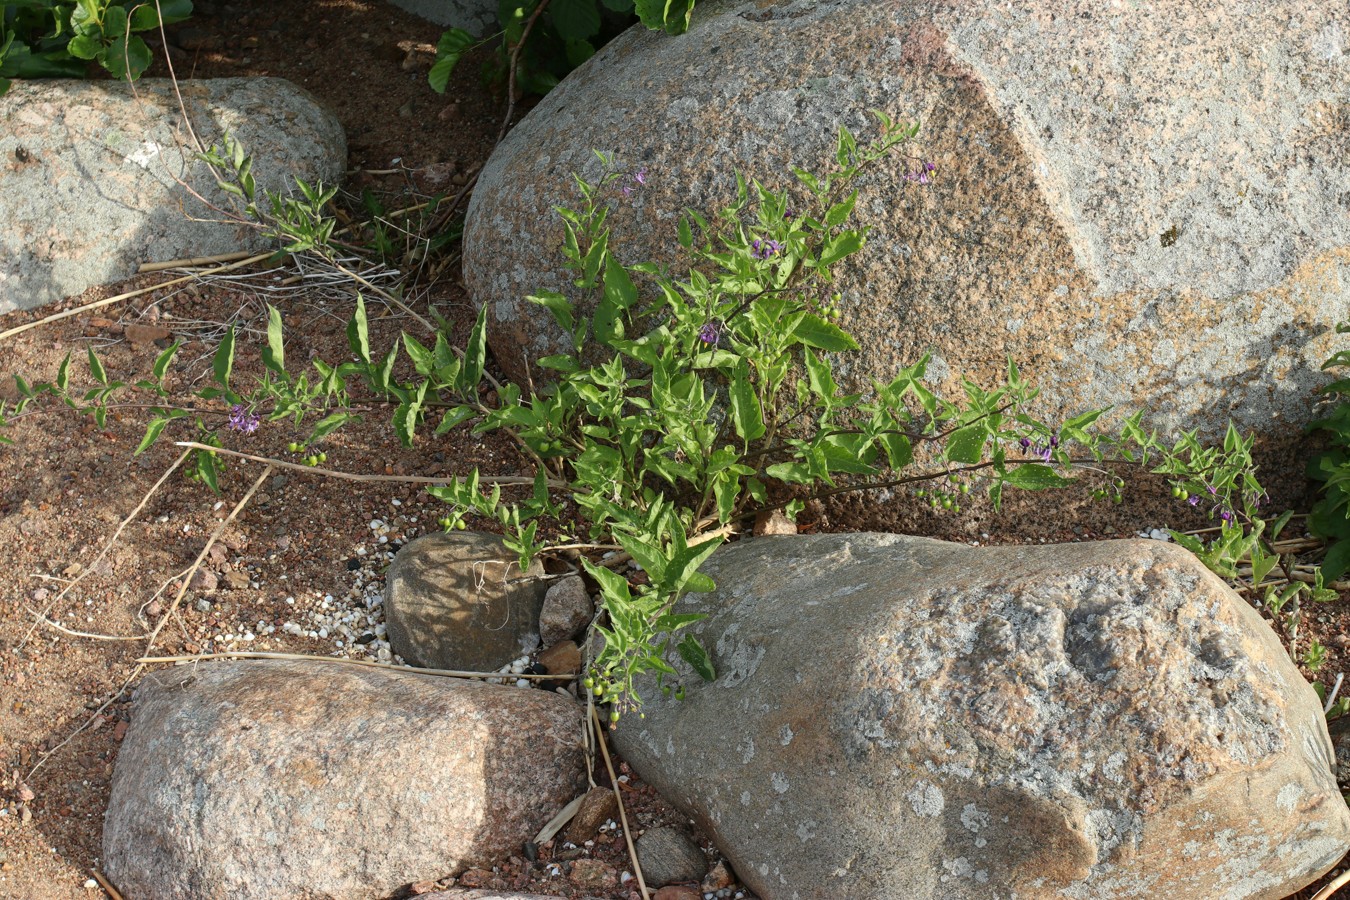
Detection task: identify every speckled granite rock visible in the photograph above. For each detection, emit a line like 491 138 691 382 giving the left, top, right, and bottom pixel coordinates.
464 0 1350 439
613 534 1350 899
103 660 586 900
0 77 345 312
385 531 551 671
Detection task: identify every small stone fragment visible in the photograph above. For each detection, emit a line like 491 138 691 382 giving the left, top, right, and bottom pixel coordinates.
188 569 217 594
539 575 592 646
635 827 705 888
701 860 734 891
654 885 701 900
753 509 797 536
536 640 580 677
124 324 173 343
567 858 618 891
563 785 618 844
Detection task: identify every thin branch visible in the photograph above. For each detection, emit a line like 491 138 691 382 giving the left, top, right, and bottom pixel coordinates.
591 705 651 900
138 251 255 273
1312 864 1350 900
499 0 552 144
172 441 568 489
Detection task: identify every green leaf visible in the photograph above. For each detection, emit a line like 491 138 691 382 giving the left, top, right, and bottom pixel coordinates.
1321 540 1350 584
527 291 575 333
130 0 193 29
729 360 765 442
793 313 858 352
212 325 235 390
428 28 474 93
603 255 639 311
677 634 716 681
135 417 170 455
308 411 357 443
824 190 857 227
435 406 476 434
87 347 107 386
879 432 912 470
66 34 102 60
103 35 152 81
459 304 488 393
263 304 286 374
104 5 128 38
549 0 601 40
55 353 71 394
944 423 986 464
818 231 865 267
346 294 371 364
536 354 579 373
1002 463 1073 490
196 450 220 494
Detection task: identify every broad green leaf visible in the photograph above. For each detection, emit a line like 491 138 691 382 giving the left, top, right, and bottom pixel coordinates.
944 423 986 464
308 411 357 443
346 294 371 364
1001 463 1073 490
459 304 488 393
818 231 865 267
103 35 152 81
402 333 436 376
528 291 575 333
729 360 765 441
1322 540 1350 584
212 326 235 390
87 347 107 385
824 190 857 227
135 417 170 455
435 406 476 434
879 432 913 470
104 5 128 38
536 354 579 373
793 313 858 352
263 304 285 373
549 0 601 40
196 450 220 494
428 28 474 93
677 634 716 681
603 255 638 311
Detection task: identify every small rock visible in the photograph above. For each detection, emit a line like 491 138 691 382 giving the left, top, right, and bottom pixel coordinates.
144 600 162 618
222 570 250 591
537 640 580 677
16 782 34 802
563 786 618 844
189 569 217 594
701 861 734 891
539 575 592 646
124 323 173 343
753 509 797 536
635 827 705 888
567 858 618 891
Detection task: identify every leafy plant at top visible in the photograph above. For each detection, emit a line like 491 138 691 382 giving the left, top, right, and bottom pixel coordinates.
0 0 193 95
1306 322 1350 583
428 0 693 101
5 112 1345 724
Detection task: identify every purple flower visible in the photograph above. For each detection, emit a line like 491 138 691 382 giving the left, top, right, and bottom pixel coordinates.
1219 509 1234 523
1018 437 1031 449
632 166 648 185
226 404 260 434
751 238 783 260
1186 495 1200 507
1049 435 1059 449
784 207 797 220
903 161 936 185
698 322 720 345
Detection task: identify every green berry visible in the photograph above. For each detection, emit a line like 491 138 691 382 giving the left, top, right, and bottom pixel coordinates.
456 520 467 530
583 677 595 690
674 686 686 701
609 709 621 724
318 452 327 463
593 682 604 697
287 442 300 453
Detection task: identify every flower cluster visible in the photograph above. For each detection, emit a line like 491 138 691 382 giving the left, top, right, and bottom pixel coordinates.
620 166 649 197
903 160 936 185
1018 434 1058 462
698 321 720 345
751 238 783 259
226 404 261 434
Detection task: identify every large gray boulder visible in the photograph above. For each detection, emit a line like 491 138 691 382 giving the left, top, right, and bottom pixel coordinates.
0 77 345 313
613 534 1350 899
385 531 553 671
103 660 586 900
463 0 1350 438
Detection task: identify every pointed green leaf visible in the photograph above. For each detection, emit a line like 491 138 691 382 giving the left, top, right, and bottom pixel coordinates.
729 360 765 442
793 313 858 352
677 634 716 682
944 423 986 464
346 294 371 364
87 347 107 386
263 304 285 373
459 304 488 393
